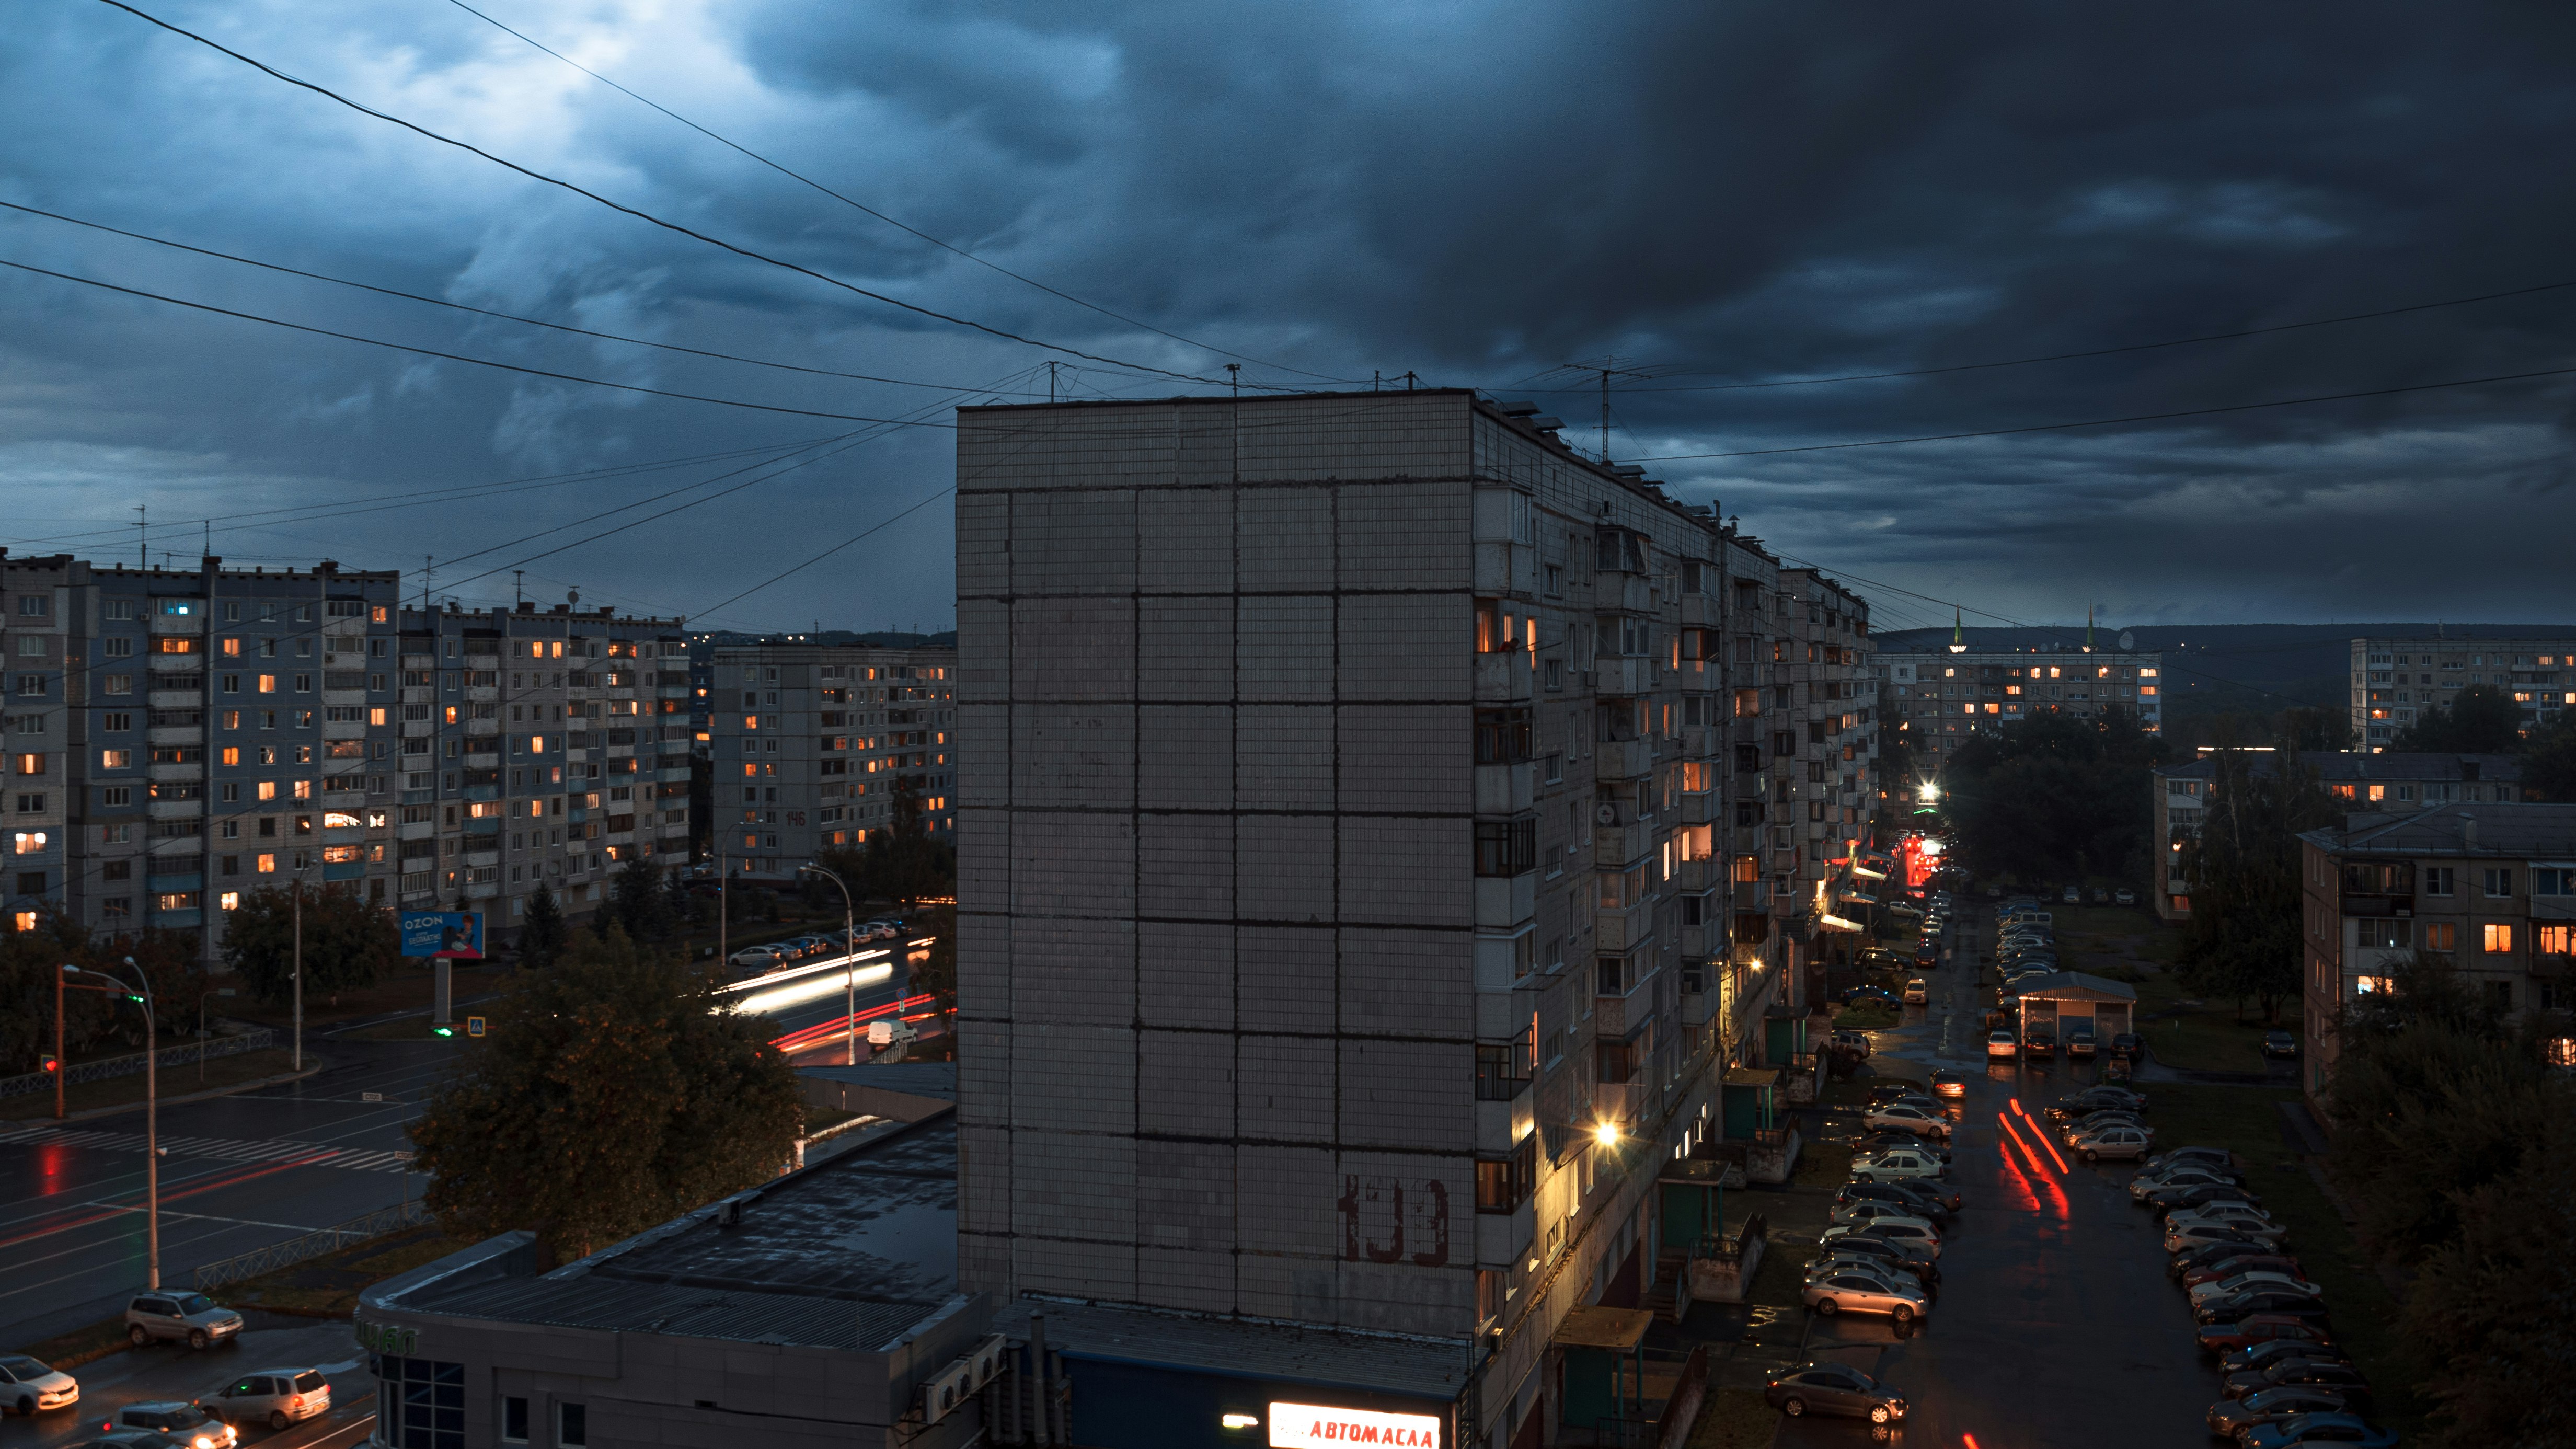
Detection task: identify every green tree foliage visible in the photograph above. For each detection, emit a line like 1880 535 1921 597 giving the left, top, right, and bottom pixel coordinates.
0 917 211 1070
2279 705 2352 752
817 776 956 907
610 856 674 941
2324 956 2576 1442
2390 682 2524 753
516 887 567 969
1940 711 2170 883
2520 708 2576 802
687 753 712 859
2172 738 2336 1024
406 925 803 1262
215 882 399 1004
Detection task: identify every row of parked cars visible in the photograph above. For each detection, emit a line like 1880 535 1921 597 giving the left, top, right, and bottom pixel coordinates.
2122 1150 2396 1444
1985 882 2139 907
1760 1076 1974 1425
727 919 906 975
2 1295 334 1440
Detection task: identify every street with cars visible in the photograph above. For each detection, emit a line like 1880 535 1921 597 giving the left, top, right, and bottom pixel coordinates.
1772 888 2394 1448
0 1316 375 1449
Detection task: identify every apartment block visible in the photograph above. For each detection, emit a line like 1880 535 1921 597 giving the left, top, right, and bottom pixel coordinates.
2349 635 2576 750
705 640 957 880
2297 803 2576 1106
1880 643 2164 768
952 389 1849 1447
4 553 404 953
391 602 693 930
2154 750 2524 923
1764 568 1878 982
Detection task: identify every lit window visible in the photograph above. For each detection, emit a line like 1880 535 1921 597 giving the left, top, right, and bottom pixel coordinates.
258 675 277 693
257 854 276 873
2353 975 2394 994
2483 923 2514 952
220 892 240 910
11 910 34 932
258 781 278 801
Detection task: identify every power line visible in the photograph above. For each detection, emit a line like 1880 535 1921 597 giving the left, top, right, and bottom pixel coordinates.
438 0 1360 389
0 255 963 427
0 199 1065 398
97 0 1277 392
1506 279 2576 397
1634 362 2576 462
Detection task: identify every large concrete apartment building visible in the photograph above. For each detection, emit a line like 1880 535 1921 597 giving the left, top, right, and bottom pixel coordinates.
1 548 690 956
705 640 958 880
1878 642 2164 770
949 388 1870 1446
2349 635 2576 750
2297 803 2576 1106
2154 750 2524 923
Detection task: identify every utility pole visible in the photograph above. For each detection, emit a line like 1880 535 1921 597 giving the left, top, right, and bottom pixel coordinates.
719 842 729 967
1046 361 1059 403
800 865 859 1065
292 872 303 1072
1562 358 1647 464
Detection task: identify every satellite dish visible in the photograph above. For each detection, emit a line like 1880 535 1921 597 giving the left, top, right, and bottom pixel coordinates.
567 588 580 605
2117 629 2136 651
1595 803 1620 826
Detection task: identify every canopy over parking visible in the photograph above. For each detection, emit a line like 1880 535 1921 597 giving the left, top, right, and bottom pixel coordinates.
2009 971 2137 1039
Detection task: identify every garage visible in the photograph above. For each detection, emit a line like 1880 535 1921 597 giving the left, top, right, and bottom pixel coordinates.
2011 971 2137 1042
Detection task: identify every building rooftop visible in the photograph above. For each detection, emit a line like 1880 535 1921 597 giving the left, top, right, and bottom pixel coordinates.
992 1299 1473 1404
2158 752 2521 784
384 1114 958 1351
2302 803 2576 859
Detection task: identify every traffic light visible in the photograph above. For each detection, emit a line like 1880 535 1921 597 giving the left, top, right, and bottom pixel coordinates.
430 1025 456 1038
40 1055 56 1073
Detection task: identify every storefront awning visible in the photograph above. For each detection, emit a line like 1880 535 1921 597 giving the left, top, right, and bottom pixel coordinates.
1721 1066 1780 1088
1552 1305 1654 1352
1815 912 1866 933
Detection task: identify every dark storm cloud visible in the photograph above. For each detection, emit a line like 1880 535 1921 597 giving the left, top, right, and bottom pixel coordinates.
4 0 2575 629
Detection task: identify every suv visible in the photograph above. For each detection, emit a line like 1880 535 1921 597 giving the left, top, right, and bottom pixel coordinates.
124 1292 242 1351
212 1370 330 1432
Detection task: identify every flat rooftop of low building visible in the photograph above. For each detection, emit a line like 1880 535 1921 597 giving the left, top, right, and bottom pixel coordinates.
2304 802 2576 858
992 1300 1471 1405
385 1114 957 1351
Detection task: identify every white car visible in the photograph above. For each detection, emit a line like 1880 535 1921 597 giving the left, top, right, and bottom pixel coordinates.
1986 1030 2019 1060
213 1369 331 1432
1822 1218 1942 1259
2187 1271 2325 1308
2067 1125 2155 1162
1827 1199 1931 1229
1864 1103 1951 1140
1850 1146 1947 1183
117 1400 239 1449
728 945 784 971
0 1354 78 1416
1902 979 1929 1004
1803 1267 1930 1325
2164 1217 2286 1254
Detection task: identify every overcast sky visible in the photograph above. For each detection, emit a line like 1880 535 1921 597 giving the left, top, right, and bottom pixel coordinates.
5 2 2574 635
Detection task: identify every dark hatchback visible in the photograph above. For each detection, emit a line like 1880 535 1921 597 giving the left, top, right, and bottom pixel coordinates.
2195 1288 2329 1326
2224 1358 2373 1404
2207 1385 2356 1438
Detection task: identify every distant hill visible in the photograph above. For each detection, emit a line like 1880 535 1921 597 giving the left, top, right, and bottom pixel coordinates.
1873 622 2574 720
684 628 957 651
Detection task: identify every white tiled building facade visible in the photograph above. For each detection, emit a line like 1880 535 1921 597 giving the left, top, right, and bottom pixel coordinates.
951 390 1869 1443
2349 635 2576 750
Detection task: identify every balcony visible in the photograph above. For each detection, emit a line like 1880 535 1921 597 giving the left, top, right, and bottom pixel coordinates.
464 718 500 738
1679 791 1716 825
148 689 203 710
1595 819 1654 868
1473 762 1534 815
1595 898 1654 953
1471 652 1532 704
1679 595 1716 627
397 820 434 841
1595 657 1654 698
1595 738 1650 780
401 720 434 738
1675 857 1717 893
1471 539 1535 596
1474 871 1535 929
465 685 500 704
465 880 500 900
465 849 500 869
146 653 202 674
322 719 366 741
147 799 201 820
146 762 203 783
147 609 205 635
465 751 500 770
1594 573 1652 614
1596 966 1658 1038
147 834 202 858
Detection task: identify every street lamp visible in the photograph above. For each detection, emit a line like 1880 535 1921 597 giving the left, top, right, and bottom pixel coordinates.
67 957 159 1290
797 864 860 1066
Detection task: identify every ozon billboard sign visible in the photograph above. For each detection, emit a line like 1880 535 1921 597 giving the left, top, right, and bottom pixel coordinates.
1268 1404 1441 1449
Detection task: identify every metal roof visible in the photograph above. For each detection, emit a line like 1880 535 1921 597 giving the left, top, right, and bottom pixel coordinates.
2301 803 2576 859
2006 971 2138 1003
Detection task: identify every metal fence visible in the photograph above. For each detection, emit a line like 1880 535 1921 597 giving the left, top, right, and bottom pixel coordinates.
193 1199 434 1291
0 1028 278 1100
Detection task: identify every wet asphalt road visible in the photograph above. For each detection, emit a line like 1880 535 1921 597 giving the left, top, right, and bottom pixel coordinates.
1778 902 2220 1449
0 1317 380 1449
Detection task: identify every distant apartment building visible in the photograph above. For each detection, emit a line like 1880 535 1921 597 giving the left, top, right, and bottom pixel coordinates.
2154 750 2524 923
951 389 1862 1447
0 549 691 959
705 641 957 880
2349 635 2576 750
2297 803 2576 1106
1879 642 2164 772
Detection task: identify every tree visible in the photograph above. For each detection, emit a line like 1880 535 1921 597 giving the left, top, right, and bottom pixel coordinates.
517 887 568 969
2401 1101 2576 1445
2390 682 2524 753
215 881 399 1004
1941 711 2169 884
610 856 673 941
2521 707 2576 802
2278 706 2352 752
2172 735 2336 1024
837 776 956 906
406 925 803 1263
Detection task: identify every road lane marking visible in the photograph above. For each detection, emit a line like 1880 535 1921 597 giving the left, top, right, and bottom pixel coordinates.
0 1125 413 1173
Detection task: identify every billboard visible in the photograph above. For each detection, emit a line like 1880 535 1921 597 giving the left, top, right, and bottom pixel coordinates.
400 911 485 959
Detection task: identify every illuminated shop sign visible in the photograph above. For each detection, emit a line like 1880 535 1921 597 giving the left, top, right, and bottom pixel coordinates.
1268 1403 1441 1448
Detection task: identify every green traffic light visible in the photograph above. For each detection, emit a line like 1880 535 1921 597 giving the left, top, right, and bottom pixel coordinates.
431 1026 456 1038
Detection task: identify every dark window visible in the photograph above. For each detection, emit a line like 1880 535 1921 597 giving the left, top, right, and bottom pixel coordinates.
1474 1039 1531 1101
1596 1040 1636 1083
502 1398 527 1444
1474 1136 1536 1213
558 1404 586 1448
1473 708 1532 764
1473 818 1536 877
380 1356 464 1449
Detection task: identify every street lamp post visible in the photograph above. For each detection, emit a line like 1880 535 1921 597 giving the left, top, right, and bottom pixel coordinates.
798 864 859 1066
68 958 158 1289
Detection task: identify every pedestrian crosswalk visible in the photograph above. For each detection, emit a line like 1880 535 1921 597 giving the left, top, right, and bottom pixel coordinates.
0 1124 415 1172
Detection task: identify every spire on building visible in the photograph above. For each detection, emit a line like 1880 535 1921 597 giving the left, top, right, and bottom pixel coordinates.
1948 606 1966 653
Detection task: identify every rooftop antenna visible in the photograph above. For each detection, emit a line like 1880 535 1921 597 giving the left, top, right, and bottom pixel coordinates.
134 503 146 568
422 556 435 612
1562 357 1648 464
515 570 525 607
202 519 211 560
1047 360 1060 404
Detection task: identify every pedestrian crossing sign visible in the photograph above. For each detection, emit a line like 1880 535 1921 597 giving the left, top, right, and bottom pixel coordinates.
466 1016 486 1038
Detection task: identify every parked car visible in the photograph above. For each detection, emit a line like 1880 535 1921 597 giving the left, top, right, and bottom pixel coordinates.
2263 1031 2301 1059
2110 1032 2144 1060
2234 1412 2397 1449
2114 888 2136 906
2144 1146 2238 1175
2169 1202 2284 1235
2196 1314 2334 1355
1809 1250 1931 1297
859 919 900 940
2219 1339 2349 1377
1929 1068 1966 1098
2068 1125 2155 1162
2194 1289 2329 1327
2064 1023 2098 1059
2190 1271 2326 1308
2207 1387 2361 1440
1850 1146 1949 1185
2046 1087 2147 1120
1864 1103 1952 1140
2134 1170 2250 1206
1821 1217 1942 1259
1837 1180 1956 1221
0 1355 79 1416
1828 1198 1932 1230
2021 1031 2057 1059
2171 1239 2286 1280
123 1293 242 1351
1862 1080 1923 1105
1811 1231 1940 1283
211 1370 330 1432
2091 886 2110 903
2169 1218 2287 1255
1763 1362 1908 1425
1902 978 1930 1004
114 1402 238 1449
1828 1030 1872 1057
2182 1254 2306 1291
1987 1030 2020 1060
2155 1184 2264 1218
1804 1266 1930 1324
728 945 784 972
2223 1357 2374 1404
2062 886 2082 903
